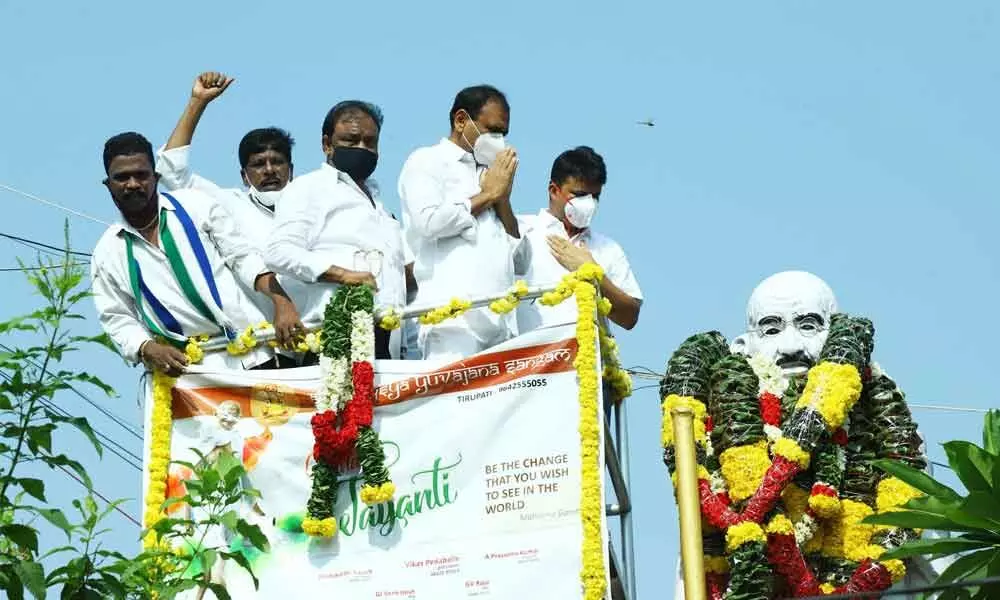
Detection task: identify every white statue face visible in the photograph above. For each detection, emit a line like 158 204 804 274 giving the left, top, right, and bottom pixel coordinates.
215 402 241 430
731 271 838 374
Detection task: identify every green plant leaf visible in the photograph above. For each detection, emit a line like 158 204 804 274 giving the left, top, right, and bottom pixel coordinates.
943 441 997 493
881 536 998 559
872 459 962 501
205 582 232 600
956 492 1000 530
219 510 239 532
17 478 45 502
44 413 102 457
984 410 1000 456
2 523 39 553
33 508 73 540
222 550 259 589
3 576 25 600
236 520 270 552
24 424 55 454
43 455 92 488
934 548 996 588
13 561 45 600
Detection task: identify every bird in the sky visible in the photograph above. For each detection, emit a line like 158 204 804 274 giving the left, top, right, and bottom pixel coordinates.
636 118 655 127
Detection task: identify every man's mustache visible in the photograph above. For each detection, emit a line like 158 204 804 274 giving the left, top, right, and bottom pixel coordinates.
776 351 813 368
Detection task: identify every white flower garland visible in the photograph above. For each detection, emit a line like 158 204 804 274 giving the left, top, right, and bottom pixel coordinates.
314 356 350 412
747 352 789 397
350 310 375 363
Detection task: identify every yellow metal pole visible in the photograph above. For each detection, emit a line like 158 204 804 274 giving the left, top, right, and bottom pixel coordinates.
671 406 706 600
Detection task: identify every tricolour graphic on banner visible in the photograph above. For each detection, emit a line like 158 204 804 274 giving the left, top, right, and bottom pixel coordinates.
144 324 608 599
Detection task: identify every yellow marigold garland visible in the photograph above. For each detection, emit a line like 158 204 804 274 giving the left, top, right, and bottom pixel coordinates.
773 437 811 469
660 394 707 447
796 362 863 430
184 334 208 363
418 298 473 325
819 583 837 594
875 476 923 513
489 280 530 314
719 441 771 502
301 516 338 537
822 498 876 562
882 558 906 583
766 514 796 536
726 522 766 553
704 555 730 575
809 493 842 519
573 273 606 600
360 481 397 505
378 308 402 331
144 370 175 548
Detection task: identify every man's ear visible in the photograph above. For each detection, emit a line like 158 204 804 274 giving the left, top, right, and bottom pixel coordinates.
730 334 749 355
321 135 332 156
288 163 294 181
240 169 250 187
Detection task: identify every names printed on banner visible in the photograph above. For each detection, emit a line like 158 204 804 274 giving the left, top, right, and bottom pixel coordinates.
405 555 461 578
482 453 570 515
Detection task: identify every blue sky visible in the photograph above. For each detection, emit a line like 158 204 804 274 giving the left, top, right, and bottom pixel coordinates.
2 1 998 597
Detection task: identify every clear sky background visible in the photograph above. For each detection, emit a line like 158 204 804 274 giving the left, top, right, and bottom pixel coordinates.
1 1 998 597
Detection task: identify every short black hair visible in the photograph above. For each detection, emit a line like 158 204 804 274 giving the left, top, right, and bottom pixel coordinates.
550 146 607 187
103 132 154 173
322 101 384 138
449 85 509 128
238 127 295 169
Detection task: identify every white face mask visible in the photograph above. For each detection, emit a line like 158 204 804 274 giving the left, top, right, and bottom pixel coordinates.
248 186 282 209
464 119 506 166
564 194 598 229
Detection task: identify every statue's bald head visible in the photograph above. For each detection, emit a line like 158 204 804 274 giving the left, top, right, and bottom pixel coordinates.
733 271 838 373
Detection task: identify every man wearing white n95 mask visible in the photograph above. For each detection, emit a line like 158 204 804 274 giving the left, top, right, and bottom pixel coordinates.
515 146 642 333
155 72 305 365
398 84 521 362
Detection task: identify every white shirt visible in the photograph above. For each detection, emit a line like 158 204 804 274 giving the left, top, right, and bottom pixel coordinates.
91 189 272 368
266 163 406 327
514 209 642 332
398 138 520 334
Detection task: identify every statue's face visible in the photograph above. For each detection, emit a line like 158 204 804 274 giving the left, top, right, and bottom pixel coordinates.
216 402 241 430
732 271 838 374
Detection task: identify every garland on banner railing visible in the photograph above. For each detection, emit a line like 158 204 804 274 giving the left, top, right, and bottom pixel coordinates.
302 284 394 537
660 314 926 598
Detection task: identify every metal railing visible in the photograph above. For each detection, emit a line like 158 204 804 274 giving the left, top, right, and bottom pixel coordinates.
194 284 637 600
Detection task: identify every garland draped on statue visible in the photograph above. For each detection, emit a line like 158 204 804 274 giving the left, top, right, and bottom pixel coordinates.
661 314 925 599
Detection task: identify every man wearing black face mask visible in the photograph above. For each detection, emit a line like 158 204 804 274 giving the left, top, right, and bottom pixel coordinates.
267 101 409 360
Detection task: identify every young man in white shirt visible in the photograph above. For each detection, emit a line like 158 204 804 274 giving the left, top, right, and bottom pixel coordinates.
398 85 521 362
92 132 302 374
515 146 642 332
154 73 304 356
267 101 408 360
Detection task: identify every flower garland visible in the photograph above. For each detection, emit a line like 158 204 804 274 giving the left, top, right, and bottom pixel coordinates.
183 321 324 365
144 370 175 548
570 266 607 600
660 313 925 597
489 280 529 314
303 284 394 537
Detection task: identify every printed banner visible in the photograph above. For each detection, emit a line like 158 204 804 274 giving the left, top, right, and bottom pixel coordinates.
143 324 609 599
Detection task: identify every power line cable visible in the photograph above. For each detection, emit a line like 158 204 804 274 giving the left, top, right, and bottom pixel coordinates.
54 463 141 527
0 232 91 257
0 370 141 470
0 263 90 273
0 183 110 227
0 343 143 439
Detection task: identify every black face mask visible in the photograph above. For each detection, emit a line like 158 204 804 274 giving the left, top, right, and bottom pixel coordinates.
330 146 378 182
